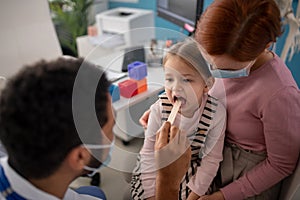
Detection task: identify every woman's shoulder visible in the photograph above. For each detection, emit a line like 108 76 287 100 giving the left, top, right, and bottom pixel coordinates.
260 53 298 88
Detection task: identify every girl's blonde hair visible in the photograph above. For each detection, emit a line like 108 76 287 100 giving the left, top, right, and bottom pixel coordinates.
163 38 213 88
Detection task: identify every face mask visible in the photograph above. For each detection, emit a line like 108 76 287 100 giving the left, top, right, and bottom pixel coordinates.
83 137 115 177
208 60 255 78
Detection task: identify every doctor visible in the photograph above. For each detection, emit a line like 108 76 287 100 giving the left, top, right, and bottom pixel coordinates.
0 57 190 200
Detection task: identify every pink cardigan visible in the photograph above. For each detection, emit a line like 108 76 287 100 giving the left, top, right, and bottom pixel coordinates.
211 54 300 199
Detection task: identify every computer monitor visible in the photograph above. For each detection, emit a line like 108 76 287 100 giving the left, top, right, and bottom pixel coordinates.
157 0 204 32
121 46 145 72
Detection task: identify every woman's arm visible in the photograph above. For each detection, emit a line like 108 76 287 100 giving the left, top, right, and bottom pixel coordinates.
220 87 300 199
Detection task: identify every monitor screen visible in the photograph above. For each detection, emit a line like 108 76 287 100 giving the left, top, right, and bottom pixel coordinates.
157 0 203 30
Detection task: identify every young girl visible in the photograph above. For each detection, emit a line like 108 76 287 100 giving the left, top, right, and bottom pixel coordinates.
131 38 226 200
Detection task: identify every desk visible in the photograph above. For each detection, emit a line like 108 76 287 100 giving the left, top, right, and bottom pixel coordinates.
81 43 165 143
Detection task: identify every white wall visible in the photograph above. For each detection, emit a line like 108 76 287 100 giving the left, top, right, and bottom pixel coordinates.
0 0 62 78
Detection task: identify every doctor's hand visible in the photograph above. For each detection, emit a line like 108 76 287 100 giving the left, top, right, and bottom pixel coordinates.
155 121 191 200
139 109 150 129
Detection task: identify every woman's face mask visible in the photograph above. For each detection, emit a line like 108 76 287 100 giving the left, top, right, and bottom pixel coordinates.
197 43 256 78
82 136 115 177
208 60 255 78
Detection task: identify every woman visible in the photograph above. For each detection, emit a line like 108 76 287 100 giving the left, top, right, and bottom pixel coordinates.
140 0 300 199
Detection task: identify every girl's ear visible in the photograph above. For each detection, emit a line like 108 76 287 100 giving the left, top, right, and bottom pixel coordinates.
204 85 209 93
205 77 215 92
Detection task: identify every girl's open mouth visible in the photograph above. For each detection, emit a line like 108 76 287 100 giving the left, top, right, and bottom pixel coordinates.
173 96 186 106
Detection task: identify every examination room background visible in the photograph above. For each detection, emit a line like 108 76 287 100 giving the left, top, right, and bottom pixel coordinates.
109 0 300 87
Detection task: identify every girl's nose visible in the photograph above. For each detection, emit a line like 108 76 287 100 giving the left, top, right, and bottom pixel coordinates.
172 81 183 92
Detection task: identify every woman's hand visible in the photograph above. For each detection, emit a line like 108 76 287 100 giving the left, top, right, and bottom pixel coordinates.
139 109 150 129
198 191 225 200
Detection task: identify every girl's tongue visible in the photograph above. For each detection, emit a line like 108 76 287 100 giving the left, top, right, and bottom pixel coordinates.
174 96 186 106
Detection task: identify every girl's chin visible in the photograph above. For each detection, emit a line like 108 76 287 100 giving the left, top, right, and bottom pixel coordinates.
181 105 200 118
180 110 193 118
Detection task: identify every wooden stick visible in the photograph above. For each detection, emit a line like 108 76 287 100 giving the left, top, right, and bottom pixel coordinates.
167 100 181 125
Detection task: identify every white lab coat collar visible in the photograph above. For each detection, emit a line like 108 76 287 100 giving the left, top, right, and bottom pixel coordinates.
0 157 100 200
1 157 60 200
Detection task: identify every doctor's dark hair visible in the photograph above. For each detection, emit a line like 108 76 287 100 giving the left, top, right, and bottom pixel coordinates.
0 57 110 179
195 0 282 61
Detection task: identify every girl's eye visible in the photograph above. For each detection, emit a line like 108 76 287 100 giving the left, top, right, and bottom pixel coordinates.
165 78 173 82
182 78 192 83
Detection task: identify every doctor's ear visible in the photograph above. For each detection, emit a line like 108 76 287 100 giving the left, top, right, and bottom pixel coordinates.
66 145 91 170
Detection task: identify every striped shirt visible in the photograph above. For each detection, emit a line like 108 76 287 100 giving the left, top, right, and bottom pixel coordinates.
131 93 226 199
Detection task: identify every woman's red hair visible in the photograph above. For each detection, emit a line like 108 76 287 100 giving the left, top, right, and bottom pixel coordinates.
195 0 282 61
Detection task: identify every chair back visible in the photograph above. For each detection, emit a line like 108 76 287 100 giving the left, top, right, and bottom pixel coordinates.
279 157 300 200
